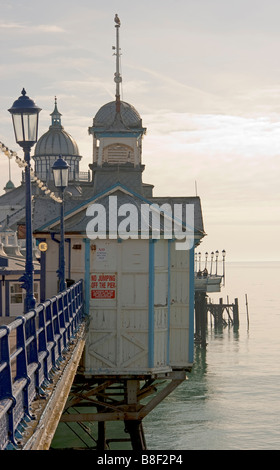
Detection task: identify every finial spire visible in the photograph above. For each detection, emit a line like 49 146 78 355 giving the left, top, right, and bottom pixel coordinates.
50 96 62 127
113 14 122 112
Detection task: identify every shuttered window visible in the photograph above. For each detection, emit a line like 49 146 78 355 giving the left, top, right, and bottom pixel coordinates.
104 144 134 164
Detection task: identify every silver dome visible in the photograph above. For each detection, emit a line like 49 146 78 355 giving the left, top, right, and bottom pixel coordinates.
34 127 80 157
93 101 142 129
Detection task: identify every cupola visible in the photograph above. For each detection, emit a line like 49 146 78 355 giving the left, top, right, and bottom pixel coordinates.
88 15 146 169
33 98 82 182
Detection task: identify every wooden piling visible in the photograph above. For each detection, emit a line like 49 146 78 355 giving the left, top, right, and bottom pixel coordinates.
206 296 239 331
245 294 249 330
195 291 207 345
233 298 239 327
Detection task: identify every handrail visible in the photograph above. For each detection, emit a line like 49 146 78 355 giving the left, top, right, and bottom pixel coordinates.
0 280 84 450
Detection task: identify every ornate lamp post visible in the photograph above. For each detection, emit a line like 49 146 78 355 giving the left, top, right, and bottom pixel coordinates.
8 89 41 313
52 156 69 292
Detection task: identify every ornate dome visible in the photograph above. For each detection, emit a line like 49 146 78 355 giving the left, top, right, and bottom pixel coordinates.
34 127 80 157
93 101 143 130
34 98 80 157
33 98 82 182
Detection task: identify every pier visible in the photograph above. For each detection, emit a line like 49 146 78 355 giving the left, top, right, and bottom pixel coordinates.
194 251 239 345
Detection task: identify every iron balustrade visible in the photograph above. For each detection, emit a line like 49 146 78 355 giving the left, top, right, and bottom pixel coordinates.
0 279 84 450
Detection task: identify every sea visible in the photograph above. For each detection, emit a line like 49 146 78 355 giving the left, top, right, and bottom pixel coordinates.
51 261 280 451
144 261 280 450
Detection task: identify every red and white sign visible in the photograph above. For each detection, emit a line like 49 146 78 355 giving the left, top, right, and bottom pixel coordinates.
91 273 117 299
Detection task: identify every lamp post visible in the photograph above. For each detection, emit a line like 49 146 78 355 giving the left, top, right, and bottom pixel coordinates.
222 249 226 285
209 252 214 275
8 89 41 313
204 252 208 270
198 252 201 272
52 156 69 292
215 250 219 275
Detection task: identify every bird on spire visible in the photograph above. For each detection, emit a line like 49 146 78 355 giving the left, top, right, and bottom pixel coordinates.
114 14 121 26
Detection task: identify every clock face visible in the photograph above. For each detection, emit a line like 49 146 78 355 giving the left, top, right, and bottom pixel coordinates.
38 242 48 252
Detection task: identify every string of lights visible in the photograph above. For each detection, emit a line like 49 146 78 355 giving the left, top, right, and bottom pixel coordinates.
0 141 62 203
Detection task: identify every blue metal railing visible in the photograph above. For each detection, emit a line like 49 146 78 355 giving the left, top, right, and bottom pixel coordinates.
0 280 84 450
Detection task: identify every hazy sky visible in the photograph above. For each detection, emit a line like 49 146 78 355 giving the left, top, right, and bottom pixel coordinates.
0 0 279 261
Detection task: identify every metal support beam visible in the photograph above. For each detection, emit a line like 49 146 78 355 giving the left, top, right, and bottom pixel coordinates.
58 371 186 450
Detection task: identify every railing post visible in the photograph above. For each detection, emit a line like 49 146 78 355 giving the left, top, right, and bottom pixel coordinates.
63 291 71 345
0 326 17 447
51 297 62 364
58 294 67 351
37 303 50 383
25 310 40 402
15 316 31 419
45 300 56 369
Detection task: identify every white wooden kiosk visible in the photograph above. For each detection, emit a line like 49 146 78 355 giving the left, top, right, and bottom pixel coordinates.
84 237 193 377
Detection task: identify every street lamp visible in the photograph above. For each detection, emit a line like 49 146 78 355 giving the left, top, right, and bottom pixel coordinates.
8 89 41 313
52 156 69 292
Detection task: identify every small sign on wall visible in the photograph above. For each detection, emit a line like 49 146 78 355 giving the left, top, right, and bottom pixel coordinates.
91 273 117 299
96 247 107 262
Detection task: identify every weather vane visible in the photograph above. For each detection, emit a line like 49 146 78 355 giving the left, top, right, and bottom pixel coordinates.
113 14 122 109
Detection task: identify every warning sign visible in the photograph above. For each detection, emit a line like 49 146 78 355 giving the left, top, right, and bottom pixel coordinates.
96 247 107 262
91 273 116 299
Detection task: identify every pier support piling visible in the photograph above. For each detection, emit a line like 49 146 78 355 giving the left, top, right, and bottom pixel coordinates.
56 371 186 450
195 291 207 345
124 420 146 451
233 298 239 327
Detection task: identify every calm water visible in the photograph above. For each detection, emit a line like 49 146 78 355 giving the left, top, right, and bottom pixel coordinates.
52 262 280 450
144 261 280 450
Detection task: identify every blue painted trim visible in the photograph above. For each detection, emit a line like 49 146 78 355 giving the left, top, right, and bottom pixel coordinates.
167 240 171 364
84 238 90 314
148 240 155 369
94 131 143 138
188 246 195 363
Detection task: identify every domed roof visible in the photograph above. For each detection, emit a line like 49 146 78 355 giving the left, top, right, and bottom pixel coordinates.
34 127 80 157
34 98 80 157
93 101 143 130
